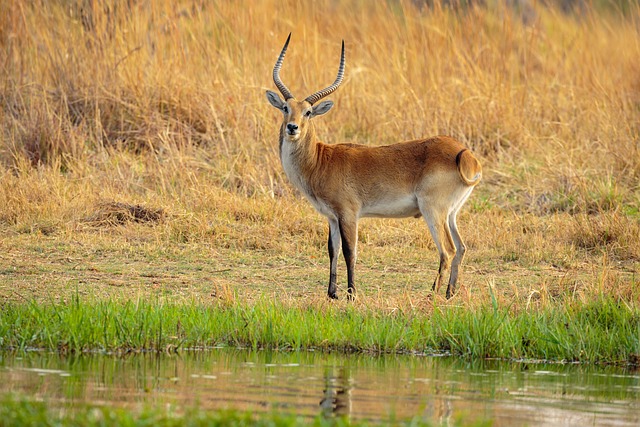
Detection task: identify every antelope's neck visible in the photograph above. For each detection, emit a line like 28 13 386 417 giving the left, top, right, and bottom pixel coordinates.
279 127 320 196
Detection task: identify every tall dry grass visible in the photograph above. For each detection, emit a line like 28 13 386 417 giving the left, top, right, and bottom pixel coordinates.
0 0 638 303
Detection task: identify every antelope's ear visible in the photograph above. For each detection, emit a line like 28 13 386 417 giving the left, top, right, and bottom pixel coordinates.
311 100 334 117
266 90 285 110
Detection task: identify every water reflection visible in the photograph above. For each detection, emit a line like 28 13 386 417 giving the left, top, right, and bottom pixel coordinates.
320 366 352 419
1 349 639 426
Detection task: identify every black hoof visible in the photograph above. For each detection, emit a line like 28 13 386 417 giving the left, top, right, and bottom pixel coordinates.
328 293 338 300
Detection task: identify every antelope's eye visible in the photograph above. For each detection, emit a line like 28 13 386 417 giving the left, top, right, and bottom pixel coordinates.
283 106 289 113
305 110 312 117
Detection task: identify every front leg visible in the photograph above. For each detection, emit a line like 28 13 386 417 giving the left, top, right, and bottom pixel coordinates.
338 216 358 301
327 218 341 299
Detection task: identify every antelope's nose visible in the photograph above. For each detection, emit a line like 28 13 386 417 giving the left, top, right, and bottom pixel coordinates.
287 123 298 133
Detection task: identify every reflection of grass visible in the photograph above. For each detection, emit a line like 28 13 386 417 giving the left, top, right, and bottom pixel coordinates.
0 396 373 427
0 394 491 427
1 295 638 365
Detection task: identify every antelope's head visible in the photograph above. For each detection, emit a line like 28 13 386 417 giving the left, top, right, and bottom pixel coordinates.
266 34 345 142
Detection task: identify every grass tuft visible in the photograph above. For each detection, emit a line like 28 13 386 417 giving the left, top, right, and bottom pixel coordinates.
1 296 638 365
86 201 166 226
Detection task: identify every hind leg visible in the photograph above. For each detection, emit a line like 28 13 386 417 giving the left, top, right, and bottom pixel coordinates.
421 207 456 295
446 212 465 299
446 187 474 298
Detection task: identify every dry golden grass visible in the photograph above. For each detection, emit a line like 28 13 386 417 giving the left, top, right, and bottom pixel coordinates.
0 0 638 308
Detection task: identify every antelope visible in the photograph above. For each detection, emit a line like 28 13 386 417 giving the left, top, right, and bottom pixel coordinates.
265 34 482 300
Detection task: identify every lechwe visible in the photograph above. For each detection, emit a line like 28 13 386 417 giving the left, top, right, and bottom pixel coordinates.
266 34 482 300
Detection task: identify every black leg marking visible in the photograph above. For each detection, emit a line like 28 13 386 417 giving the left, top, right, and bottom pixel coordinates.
327 219 341 300
338 218 357 301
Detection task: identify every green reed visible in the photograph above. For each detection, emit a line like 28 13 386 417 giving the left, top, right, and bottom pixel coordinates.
1 295 638 365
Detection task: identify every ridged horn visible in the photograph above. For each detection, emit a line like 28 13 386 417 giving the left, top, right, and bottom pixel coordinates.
272 33 294 101
305 40 345 105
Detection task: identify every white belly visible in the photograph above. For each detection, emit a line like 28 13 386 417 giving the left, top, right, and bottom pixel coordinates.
360 194 420 218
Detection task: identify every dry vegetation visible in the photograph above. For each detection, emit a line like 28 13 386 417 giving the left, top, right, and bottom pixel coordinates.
0 0 638 310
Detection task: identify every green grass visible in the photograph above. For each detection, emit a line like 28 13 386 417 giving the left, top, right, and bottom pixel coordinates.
1 394 486 427
1 295 638 365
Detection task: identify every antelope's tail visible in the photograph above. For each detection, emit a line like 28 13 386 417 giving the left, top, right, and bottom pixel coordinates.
456 149 482 186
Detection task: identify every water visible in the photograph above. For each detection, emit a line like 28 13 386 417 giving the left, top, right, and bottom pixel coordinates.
1 349 639 426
